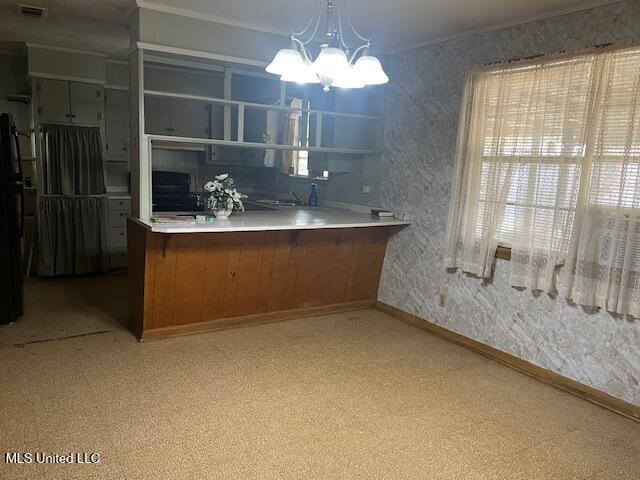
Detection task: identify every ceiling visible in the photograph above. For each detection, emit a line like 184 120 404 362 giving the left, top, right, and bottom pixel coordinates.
0 0 621 56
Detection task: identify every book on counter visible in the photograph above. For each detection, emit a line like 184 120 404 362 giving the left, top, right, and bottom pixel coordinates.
371 208 395 219
151 215 196 224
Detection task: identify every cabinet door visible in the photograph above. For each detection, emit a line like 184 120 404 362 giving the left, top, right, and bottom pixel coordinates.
144 96 172 135
171 99 209 138
36 79 70 123
69 82 103 125
104 89 129 159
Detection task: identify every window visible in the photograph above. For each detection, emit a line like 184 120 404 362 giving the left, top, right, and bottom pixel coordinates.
294 100 311 177
472 56 594 253
446 46 640 317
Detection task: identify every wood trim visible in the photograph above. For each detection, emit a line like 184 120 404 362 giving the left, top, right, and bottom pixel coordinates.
128 220 392 339
140 300 375 341
495 245 512 260
375 301 640 423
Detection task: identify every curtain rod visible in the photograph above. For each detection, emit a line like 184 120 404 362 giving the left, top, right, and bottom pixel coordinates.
482 42 614 67
40 122 101 130
41 194 107 198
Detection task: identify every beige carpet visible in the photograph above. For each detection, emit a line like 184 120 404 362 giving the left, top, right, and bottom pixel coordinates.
0 275 638 480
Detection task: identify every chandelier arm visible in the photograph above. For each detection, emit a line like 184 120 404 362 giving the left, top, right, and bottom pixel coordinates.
336 0 350 50
292 0 324 37
290 37 313 63
341 0 371 44
348 44 369 63
298 0 326 45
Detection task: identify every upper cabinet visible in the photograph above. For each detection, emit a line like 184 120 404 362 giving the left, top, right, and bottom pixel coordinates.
35 78 104 126
70 82 104 125
35 79 70 123
144 64 220 140
105 89 130 159
145 97 209 139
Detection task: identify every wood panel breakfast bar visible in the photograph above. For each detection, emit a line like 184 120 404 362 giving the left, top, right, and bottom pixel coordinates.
127 207 409 340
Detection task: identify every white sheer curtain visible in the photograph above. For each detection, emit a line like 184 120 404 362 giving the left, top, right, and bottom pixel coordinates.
446 46 640 318
561 49 640 318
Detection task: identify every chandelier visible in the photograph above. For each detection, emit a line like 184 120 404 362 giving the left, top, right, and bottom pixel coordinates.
265 0 389 91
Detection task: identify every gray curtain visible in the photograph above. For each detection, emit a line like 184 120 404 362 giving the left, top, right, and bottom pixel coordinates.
38 196 109 276
42 124 105 195
38 124 108 276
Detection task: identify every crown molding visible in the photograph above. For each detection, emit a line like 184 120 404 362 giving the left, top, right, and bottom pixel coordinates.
0 50 24 57
131 42 268 68
25 42 107 57
384 0 622 54
131 0 289 38
106 58 129 65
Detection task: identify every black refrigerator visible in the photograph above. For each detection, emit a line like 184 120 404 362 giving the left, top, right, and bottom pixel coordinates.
0 113 24 324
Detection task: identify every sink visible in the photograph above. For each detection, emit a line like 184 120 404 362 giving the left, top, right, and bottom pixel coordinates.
242 201 279 211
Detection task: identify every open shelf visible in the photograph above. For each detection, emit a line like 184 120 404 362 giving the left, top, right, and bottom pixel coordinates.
144 90 381 121
147 134 380 156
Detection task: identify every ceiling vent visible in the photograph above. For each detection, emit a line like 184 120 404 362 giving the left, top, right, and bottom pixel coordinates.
17 4 48 19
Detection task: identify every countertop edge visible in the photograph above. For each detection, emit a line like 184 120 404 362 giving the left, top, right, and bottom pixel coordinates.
128 216 410 234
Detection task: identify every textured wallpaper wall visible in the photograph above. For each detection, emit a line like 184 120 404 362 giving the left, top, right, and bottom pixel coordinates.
378 0 640 405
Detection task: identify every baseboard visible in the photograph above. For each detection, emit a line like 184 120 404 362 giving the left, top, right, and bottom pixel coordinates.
139 300 375 341
375 301 640 423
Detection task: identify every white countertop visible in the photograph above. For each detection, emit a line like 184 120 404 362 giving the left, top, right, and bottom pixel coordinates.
132 207 410 233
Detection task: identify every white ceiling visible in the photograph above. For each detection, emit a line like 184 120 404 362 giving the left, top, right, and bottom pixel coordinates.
0 0 622 56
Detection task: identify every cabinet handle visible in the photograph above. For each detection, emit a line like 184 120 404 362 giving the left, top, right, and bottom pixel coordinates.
71 114 76 119
66 114 71 118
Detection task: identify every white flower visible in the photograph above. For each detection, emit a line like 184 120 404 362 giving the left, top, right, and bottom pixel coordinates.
204 174 246 213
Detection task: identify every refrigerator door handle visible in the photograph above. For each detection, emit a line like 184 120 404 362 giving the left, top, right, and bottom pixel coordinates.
12 125 24 238
16 182 24 238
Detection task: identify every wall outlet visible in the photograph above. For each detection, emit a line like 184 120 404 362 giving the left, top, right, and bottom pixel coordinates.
439 292 447 307
360 185 370 194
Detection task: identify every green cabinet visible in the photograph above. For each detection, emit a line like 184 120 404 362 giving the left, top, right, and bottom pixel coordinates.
36 79 70 123
104 89 129 159
35 78 104 126
144 97 208 138
70 82 103 125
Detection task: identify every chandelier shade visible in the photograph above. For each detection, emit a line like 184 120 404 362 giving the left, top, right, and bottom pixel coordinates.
332 65 365 89
265 47 305 75
353 54 389 85
281 60 322 84
265 0 389 91
312 46 351 81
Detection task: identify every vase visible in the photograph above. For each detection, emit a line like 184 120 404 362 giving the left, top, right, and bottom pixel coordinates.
214 208 232 219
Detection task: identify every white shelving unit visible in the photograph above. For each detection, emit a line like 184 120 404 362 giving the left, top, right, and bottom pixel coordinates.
129 43 384 219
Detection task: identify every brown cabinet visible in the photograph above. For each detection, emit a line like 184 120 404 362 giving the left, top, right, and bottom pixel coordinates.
128 222 392 340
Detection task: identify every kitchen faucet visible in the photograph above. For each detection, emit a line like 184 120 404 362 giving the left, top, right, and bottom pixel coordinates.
291 191 306 206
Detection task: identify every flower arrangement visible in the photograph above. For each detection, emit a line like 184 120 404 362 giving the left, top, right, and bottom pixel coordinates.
203 174 247 218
